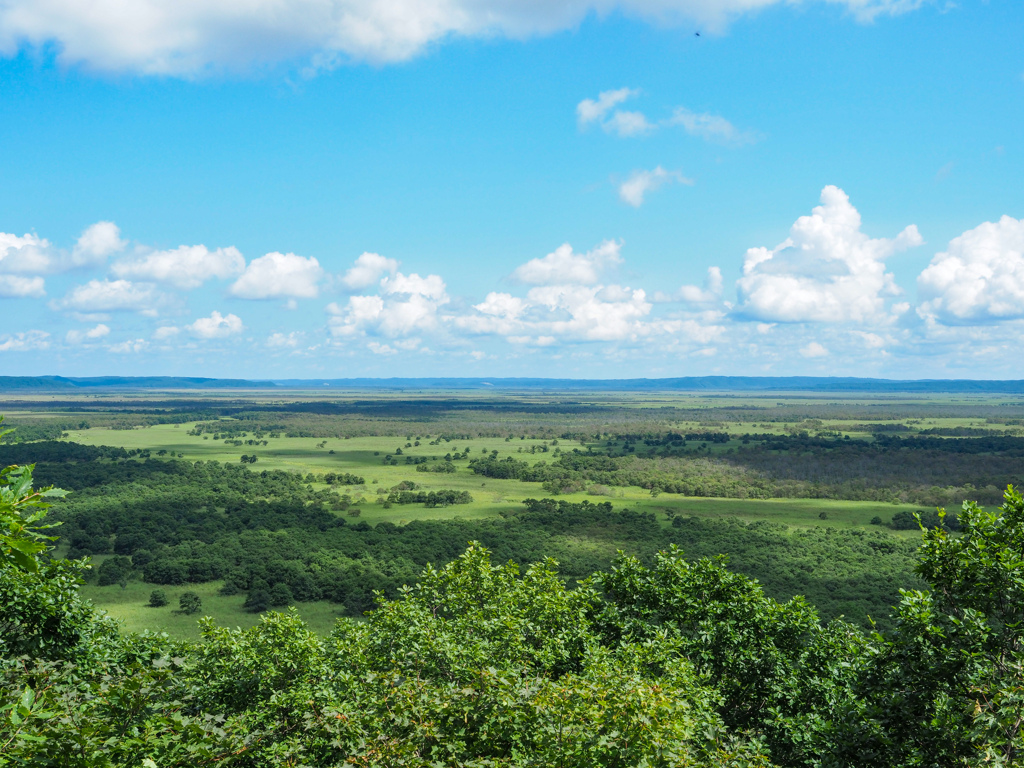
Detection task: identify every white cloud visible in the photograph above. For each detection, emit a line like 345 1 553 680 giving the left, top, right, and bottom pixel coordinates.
0 231 54 274
578 89 755 145
917 216 1024 323
1 222 125 276
328 273 449 339
335 295 384 325
618 166 693 207
452 241 729 349
108 338 149 353
113 244 244 289
65 324 110 344
455 292 527 335
577 88 655 138
577 88 638 126
665 107 759 146
187 310 244 339
1 222 123 279
0 1 926 75
526 284 653 341
0 330 49 352
340 252 399 291
800 341 829 358
476 292 527 318
267 331 303 348
735 185 922 323
0 274 46 298
603 110 655 137
71 221 125 266
380 272 447 299
230 252 323 299
377 294 446 336
54 279 161 313
854 331 886 349
368 339 421 355
153 326 180 340
511 240 622 286
655 266 725 305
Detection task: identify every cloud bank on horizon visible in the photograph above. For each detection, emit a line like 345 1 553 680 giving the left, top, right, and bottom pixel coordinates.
0 0 928 75
3 185 1023 376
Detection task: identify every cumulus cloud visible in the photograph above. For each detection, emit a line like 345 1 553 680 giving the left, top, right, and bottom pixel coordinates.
267 331 303 348
577 88 638 126
511 240 622 286
800 341 829 358
230 252 323 299
618 166 693 207
1 222 126 277
54 279 161 313
108 338 149 353
665 107 759 146
451 240 730 348
476 292 527 318
71 221 125 266
0 330 50 352
0 231 54 274
65 324 110 344
339 252 399 291
917 216 1024 323
526 284 653 341
153 326 181 340
187 310 244 339
328 272 450 339
735 185 923 323
0 0 930 76
654 266 724 304
578 89 756 145
113 244 244 289
577 88 656 137
381 272 446 299
603 110 655 138
0 274 46 298
368 339 421 355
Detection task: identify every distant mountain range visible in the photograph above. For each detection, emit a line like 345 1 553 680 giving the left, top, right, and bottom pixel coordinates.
2 375 1024 393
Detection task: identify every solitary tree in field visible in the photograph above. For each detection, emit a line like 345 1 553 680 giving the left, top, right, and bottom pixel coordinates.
179 592 202 615
148 589 167 607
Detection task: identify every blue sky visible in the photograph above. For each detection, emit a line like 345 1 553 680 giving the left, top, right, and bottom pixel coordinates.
0 0 1022 379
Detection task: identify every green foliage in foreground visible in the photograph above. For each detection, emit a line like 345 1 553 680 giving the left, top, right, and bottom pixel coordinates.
3 456 1024 766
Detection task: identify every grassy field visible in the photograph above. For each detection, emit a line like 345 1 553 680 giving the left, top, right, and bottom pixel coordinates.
10 389 1007 637
58 423 926 531
60 420 930 637
80 578 344 640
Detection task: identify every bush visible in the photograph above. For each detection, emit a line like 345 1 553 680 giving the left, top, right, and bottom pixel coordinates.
268 582 294 607
148 589 168 607
97 555 132 587
179 591 202 615
244 588 270 613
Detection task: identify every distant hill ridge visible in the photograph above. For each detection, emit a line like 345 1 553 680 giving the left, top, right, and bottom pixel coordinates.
0 376 277 390
3 375 1024 393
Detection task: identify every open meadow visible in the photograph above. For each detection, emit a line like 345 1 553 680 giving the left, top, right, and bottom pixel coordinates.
3 385 1023 637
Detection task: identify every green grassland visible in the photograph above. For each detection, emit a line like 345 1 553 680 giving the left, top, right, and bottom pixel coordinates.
80 577 344 640
58 422 925 531
60 419 927 636
7 388 1020 637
